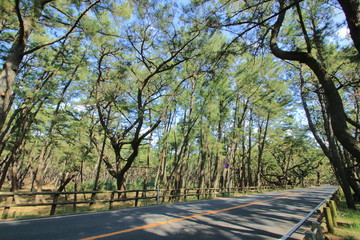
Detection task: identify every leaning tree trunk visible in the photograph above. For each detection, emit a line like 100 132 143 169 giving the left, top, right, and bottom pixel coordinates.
270 0 360 162
0 1 52 129
300 71 356 209
270 0 358 210
337 0 360 54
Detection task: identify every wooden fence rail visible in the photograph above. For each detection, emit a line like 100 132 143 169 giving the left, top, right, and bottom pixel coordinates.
0 185 293 219
279 186 340 240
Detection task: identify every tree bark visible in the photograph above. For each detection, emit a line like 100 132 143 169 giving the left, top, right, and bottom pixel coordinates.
0 1 50 128
300 70 356 209
0 0 99 128
255 111 270 187
247 108 253 187
89 130 107 205
337 0 360 54
212 99 225 189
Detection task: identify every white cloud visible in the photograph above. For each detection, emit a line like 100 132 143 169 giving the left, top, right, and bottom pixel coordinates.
337 27 350 38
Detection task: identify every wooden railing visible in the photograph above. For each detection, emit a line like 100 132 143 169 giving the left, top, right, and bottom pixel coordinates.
0 185 293 220
279 186 340 240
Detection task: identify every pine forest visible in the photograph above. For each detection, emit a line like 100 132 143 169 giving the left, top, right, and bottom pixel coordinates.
0 0 359 211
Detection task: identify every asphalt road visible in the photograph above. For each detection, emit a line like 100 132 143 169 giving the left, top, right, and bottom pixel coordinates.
0 185 338 240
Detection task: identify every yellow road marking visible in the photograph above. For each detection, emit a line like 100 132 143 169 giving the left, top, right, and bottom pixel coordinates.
81 187 323 240
279 192 292 195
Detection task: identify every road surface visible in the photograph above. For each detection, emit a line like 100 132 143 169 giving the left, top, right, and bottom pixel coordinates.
0 185 338 240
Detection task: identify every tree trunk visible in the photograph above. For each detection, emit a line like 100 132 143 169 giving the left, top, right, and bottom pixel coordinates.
142 131 152 197
300 71 356 209
155 141 168 187
90 132 107 204
0 2 49 128
198 121 210 193
50 172 76 215
0 155 11 190
241 128 247 187
247 109 253 187
270 0 360 162
256 112 270 187
212 100 226 188
155 110 174 188
337 0 360 54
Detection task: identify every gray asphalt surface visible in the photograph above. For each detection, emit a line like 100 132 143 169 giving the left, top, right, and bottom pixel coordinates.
0 185 338 240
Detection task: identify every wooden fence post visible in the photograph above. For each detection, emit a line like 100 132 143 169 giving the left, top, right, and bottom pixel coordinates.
73 183 77 213
333 191 340 206
89 192 97 209
156 186 160 204
324 207 335 234
312 221 324 240
109 191 115 210
329 200 338 227
304 230 316 240
50 193 60 216
2 195 13 219
134 190 139 207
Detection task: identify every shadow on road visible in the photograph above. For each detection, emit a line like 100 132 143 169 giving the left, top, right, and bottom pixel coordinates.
0 186 338 240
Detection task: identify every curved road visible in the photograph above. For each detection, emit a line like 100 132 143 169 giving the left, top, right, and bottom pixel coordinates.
0 186 338 240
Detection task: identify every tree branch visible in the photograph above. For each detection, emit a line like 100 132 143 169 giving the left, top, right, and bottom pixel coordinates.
14 0 24 42
346 116 360 130
337 0 360 54
270 0 360 161
295 2 311 53
24 0 101 55
102 157 118 178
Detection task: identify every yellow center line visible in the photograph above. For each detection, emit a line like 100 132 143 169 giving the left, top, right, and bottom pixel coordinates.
279 192 292 195
80 187 324 240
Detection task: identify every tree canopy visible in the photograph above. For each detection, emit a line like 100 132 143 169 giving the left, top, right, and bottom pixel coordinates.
0 0 359 209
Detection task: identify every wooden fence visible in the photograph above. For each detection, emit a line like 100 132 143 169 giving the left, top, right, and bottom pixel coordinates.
0 185 292 220
279 186 340 240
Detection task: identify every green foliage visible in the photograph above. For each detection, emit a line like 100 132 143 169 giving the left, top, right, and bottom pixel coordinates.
126 177 155 190
1 0 349 199
98 180 116 191
343 236 357 240
81 180 116 191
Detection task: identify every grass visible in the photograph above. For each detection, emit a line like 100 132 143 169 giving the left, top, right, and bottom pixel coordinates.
0 186 296 221
323 198 360 240
1 190 240 220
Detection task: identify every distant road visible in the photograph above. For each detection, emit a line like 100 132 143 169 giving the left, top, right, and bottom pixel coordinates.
0 186 338 240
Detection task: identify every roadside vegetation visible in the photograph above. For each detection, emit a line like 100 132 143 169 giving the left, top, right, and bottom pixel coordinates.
324 197 360 240
1 184 289 220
